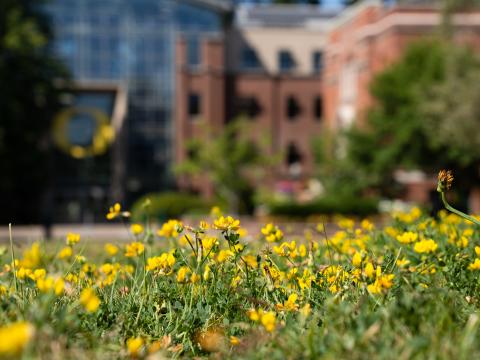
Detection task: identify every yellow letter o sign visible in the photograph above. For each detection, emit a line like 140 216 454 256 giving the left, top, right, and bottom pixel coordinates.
52 107 115 159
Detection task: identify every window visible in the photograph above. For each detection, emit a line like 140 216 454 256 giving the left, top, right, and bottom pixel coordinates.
312 51 323 74
188 93 200 117
187 37 200 67
235 96 262 118
286 96 301 120
242 47 261 70
278 50 295 72
314 96 323 120
286 143 302 166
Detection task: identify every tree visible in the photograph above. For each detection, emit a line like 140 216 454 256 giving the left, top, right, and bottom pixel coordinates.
420 46 480 191
0 0 68 223
174 119 275 214
345 39 480 199
345 41 448 192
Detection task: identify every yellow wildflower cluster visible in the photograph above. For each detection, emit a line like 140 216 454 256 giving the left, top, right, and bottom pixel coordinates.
125 242 145 257
106 202 130 220
2 199 480 357
157 219 182 238
66 232 81 245
413 239 438 254
247 309 277 332
80 288 100 312
261 223 284 242
0 322 34 357
146 251 176 275
213 216 240 231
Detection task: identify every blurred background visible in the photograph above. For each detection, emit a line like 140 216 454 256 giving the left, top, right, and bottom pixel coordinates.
2 0 480 236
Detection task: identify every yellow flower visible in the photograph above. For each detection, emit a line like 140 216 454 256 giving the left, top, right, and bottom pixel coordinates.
16 267 32 280
66 232 81 246
361 219 374 231
20 242 41 268
191 272 201 284
298 244 307 257
54 278 65 296
247 308 261 321
36 276 64 296
30 268 46 281
300 303 311 318
468 258 480 270
238 227 248 238
65 273 78 284
213 216 240 231
385 226 399 238
125 242 144 257
243 255 258 269
199 221 210 230
396 231 418 244
230 275 241 288
396 258 410 267
176 266 190 283
352 252 362 268
58 246 73 259
203 264 211 281
80 288 100 312
104 243 119 256
0 321 34 357
475 246 480 257
100 263 116 275
456 236 469 248
210 206 222 218
217 250 234 263
127 337 144 358
145 252 176 274
130 224 144 236
247 308 276 332
260 311 277 332
201 236 218 252
157 220 182 238
230 336 240 346
0 285 7 296
275 293 299 312
364 262 375 278
337 217 354 230
261 223 283 242
367 274 394 294
106 202 130 220
413 239 438 254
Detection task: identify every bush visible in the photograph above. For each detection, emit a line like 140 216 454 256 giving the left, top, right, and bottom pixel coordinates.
131 192 212 223
268 195 379 217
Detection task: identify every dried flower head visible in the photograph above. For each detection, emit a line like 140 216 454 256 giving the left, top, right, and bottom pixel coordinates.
438 170 454 192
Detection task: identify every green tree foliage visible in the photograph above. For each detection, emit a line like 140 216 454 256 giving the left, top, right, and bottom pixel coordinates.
345 41 446 191
0 0 68 223
174 119 275 214
345 39 480 196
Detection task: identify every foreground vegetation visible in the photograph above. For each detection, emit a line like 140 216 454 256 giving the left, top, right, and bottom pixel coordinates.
2 180 480 358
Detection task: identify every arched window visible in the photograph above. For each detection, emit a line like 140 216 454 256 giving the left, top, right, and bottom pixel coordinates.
286 96 301 120
314 96 323 121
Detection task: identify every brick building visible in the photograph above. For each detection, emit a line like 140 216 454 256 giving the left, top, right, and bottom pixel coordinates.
175 1 480 202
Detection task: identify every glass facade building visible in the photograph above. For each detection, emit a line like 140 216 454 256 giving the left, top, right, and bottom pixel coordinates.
44 0 223 222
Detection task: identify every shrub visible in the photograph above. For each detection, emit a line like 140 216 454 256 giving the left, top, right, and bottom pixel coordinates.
130 192 212 222
268 195 379 217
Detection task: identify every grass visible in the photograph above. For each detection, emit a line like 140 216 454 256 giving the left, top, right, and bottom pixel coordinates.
1 205 480 359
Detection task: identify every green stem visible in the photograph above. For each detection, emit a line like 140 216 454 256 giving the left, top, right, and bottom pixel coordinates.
440 191 480 226
9 224 17 293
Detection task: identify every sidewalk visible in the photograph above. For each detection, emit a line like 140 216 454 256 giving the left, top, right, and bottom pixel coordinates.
0 224 131 243
0 219 342 243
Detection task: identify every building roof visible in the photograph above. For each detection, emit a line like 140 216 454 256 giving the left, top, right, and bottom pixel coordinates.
178 0 233 13
235 4 341 28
